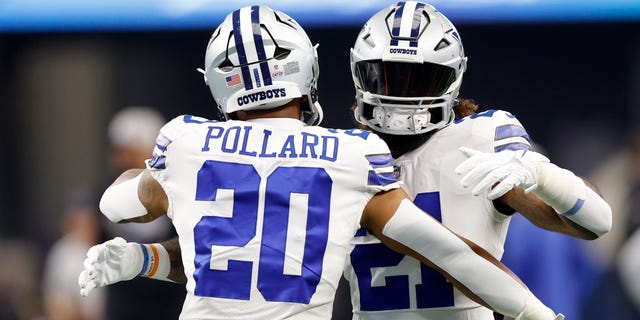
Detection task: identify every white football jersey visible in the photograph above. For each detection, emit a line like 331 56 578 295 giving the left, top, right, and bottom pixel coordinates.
345 110 533 320
147 115 400 320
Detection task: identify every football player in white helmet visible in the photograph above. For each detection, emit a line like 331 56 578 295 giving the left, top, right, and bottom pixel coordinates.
345 2 611 320
78 5 563 320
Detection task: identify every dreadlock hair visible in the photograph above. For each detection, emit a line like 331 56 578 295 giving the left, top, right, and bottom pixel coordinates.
454 98 479 119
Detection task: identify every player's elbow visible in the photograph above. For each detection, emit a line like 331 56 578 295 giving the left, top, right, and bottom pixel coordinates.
591 203 612 238
577 201 612 240
99 189 124 223
99 173 149 223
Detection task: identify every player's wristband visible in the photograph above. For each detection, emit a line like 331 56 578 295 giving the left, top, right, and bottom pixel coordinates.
99 173 147 223
533 162 611 237
137 243 172 282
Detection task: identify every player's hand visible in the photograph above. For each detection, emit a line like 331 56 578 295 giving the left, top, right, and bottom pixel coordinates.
455 147 549 200
78 237 142 297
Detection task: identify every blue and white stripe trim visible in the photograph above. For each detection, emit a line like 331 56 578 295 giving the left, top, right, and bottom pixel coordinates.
494 124 532 153
366 153 394 168
561 198 585 216
137 243 150 276
148 133 172 170
232 6 273 91
390 1 426 47
366 153 398 186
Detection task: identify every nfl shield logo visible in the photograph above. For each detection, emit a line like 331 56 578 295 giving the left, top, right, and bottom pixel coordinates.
393 165 402 178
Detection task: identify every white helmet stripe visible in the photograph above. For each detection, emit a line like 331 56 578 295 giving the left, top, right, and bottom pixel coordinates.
231 8 254 90
232 6 273 90
390 1 424 47
239 7 259 88
250 6 273 87
408 2 425 47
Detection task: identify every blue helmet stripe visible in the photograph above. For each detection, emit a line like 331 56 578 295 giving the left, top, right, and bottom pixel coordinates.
409 2 425 47
251 6 273 86
232 9 253 90
390 2 406 46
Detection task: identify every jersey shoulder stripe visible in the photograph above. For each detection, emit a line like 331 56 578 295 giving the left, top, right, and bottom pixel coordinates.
146 114 219 170
494 123 532 152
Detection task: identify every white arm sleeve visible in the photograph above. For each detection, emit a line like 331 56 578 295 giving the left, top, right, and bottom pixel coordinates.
99 173 147 223
534 162 612 237
382 199 555 319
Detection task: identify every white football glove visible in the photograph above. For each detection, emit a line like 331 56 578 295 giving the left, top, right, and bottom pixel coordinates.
455 147 550 200
78 237 142 297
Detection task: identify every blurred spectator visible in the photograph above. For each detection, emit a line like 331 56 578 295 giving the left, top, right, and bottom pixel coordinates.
587 128 640 265
0 241 43 320
617 226 640 316
581 129 640 320
101 106 184 320
42 190 105 320
581 230 640 320
104 106 173 243
501 214 601 320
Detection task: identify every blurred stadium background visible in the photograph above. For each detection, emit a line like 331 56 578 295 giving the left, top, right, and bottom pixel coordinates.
0 0 639 319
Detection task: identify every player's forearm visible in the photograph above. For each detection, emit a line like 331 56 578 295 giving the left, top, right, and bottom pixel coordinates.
533 162 612 238
160 237 186 283
100 169 167 223
100 169 148 223
499 190 599 240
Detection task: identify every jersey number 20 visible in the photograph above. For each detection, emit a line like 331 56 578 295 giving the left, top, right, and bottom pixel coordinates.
192 160 331 304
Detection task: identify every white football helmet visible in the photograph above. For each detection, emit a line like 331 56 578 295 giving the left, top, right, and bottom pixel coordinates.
203 5 323 125
351 1 467 135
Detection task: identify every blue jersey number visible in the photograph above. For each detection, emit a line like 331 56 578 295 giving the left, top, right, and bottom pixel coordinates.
193 160 332 304
351 191 454 311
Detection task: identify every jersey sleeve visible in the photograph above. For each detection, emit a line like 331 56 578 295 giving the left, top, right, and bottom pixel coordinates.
361 131 402 194
146 115 185 172
146 114 214 171
489 110 533 153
